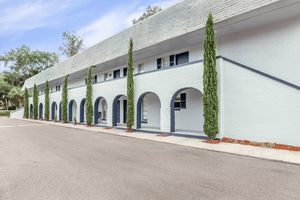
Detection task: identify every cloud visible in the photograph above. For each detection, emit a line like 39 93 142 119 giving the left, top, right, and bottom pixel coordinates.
79 0 182 48
0 0 77 35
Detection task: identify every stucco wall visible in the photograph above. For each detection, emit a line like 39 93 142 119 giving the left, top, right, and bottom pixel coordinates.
220 13 300 86
221 59 300 146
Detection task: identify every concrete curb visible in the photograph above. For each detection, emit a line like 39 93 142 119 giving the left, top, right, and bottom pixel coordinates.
13 118 300 165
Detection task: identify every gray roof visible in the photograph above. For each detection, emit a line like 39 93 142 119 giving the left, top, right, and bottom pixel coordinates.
23 0 281 89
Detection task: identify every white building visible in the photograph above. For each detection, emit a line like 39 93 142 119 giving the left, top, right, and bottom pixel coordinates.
11 0 300 146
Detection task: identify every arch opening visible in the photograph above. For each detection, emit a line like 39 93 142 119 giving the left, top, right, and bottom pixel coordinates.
94 97 108 125
137 92 161 131
68 100 77 122
112 95 127 127
80 98 86 123
51 102 58 121
170 88 204 136
39 103 43 120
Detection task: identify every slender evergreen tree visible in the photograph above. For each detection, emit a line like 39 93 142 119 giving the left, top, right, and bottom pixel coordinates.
126 38 134 131
85 67 93 126
33 84 38 120
62 76 68 123
203 13 218 140
44 80 50 121
23 88 29 118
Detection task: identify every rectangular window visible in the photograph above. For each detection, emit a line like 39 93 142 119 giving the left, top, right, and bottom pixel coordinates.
169 55 175 67
123 68 128 77
176 51 189 65
113 69 120 79
174 93 187 110
104 73 108 81
93 75 97 84
138 64 144 73
157 58 162 69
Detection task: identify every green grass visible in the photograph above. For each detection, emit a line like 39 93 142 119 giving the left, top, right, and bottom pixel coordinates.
0 110 10 117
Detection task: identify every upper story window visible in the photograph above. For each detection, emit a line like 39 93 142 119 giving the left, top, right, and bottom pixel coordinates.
55 85 61 91
123 68 127 77
157 58 162 69
104 73 108 81
93 75 98 84
169 55 175 67
176 51 189 65
138 64 144 73
113 69 120 79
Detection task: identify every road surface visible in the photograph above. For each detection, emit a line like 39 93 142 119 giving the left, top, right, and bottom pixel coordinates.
0 118 299 200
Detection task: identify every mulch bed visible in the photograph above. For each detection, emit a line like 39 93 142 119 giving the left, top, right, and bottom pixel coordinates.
220 137 300 152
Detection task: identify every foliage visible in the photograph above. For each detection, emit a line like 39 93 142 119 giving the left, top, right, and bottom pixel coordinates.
59 31 84 57
23 88 29 118
62 76 68 123
0 45 59 85
0 110 10 117
203 13 218 140
7 86 23 108
132 5 162 24
126 39 134 131
0 75 12 109
33 84 38 120
85 67 93 126
44 80 50 121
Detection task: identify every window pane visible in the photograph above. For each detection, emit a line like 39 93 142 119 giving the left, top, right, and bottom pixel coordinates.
176 52 189 65
157 58 162 69
169 55 175 66
113 70 121 78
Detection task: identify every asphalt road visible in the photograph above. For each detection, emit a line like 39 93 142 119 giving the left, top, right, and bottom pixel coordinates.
0 118 299 200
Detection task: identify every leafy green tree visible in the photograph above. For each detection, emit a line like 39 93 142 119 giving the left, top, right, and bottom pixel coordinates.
126 39 134 131
62 76 68 123
7 86 23 108
85 67 93 126
59 31 84 57
23 88 29 118
33 84 38 120
0 75 12 109
44 80 50 121
0 45 59 85
203 13 218 140
132 5 162 24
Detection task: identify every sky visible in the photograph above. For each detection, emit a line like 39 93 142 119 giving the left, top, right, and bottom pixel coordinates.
0 0 181 71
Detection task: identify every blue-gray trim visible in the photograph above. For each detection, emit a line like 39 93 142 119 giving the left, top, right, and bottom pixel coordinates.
68 100 76 122
59 102 62 121
51 102 57 120
38 103 43 119
35 58 299 95
112 95 126 126
220 56 300 91
80 98 86 123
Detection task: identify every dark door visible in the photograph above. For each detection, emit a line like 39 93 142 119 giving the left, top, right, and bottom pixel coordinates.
117 100 120 123
123 100 127 124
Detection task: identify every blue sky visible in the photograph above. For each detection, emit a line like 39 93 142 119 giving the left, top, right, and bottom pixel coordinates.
0 0 180 71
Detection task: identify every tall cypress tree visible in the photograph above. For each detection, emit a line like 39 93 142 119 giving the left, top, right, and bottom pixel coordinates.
44 80 50 121
23 88 29 118
62 76 68 123
203 13 218 140
126 38 134 131
86 67 93 126
33 84 38 120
